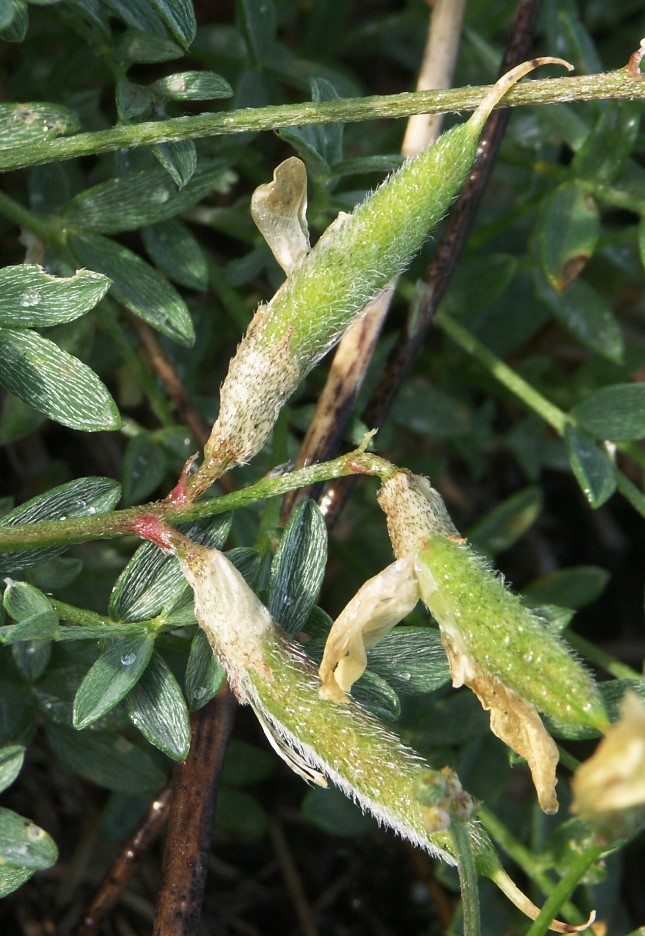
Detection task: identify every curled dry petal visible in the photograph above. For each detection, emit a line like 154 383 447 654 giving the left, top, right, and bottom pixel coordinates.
572 691 645 840
443 630 560 814
318 555 419 701
251 156 310 275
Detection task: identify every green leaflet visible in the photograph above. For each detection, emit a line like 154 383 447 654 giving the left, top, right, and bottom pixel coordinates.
0 745 24 793
125 650 191 760
62 162 234 234
69 233 195 346
0 327 121 431
0 102 79 153
0 265 110 327
0 806 58 872
148 0 196 47
72 634 155 729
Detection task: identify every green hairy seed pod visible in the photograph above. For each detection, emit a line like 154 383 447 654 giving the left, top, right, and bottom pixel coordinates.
194 58 571 485
130 515 480 863
416 536 609 733
131 515 595 931
372 470 610 813
376 470 609 734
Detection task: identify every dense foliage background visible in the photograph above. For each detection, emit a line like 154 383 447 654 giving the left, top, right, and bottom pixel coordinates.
0 0 644 934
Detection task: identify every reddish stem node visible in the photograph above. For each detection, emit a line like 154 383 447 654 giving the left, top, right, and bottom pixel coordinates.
129 514 176 551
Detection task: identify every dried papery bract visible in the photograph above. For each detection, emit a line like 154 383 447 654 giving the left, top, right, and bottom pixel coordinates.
187 58 572 496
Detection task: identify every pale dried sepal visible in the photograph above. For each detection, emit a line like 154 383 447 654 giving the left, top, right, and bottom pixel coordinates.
572 691 645 839
252 700 328 787
474 675 559 814
251 156 310 275
440 628 559 813
176 542 273 698
204 317 299 468
319 555 419 701
377 471 460 557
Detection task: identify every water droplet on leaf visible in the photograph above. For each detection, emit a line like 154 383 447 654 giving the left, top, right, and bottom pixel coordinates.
20 288 41 307
150 188 170 204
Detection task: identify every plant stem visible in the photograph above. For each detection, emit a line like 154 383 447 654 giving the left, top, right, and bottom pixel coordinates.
1 68 643 172
0 447 393 553
523 840 605 936
0 189 60 244
74 788 173 936
451 821 481 936
435 309 569 433
152 689 237 936
566 631 642 680
49 599 117 629
478 806 588 927
615 472 645 518
436 310 645 520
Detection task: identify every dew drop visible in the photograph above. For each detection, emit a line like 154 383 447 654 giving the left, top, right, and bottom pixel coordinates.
26 823 45 842
20 288 41 308
400 672 411 682
150 188 170 204
194 686 208 700
121 652 136 666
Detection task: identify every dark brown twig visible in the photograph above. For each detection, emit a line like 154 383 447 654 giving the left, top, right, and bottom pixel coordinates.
127 314 211 450
152 688 237 936
268 818 320 936
74 788 173 936
317 0 545 528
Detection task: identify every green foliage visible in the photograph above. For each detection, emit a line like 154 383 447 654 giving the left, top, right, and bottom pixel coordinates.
0 0 644 931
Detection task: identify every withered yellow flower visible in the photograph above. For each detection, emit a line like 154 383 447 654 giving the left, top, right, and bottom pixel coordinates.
572 691 645 840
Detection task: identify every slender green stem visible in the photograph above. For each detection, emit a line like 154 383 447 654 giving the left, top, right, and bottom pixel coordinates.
557 746 581 773
0 447 394 553
1 69 643 173
615 472 645 518
437 310 645 521
0 189 61 245
451 821 481 936
50 599 115 628
98 300 176 428
50 598 165 635
435 310 569 433
478 807 586 927
566 631 642 680
523 840 605 936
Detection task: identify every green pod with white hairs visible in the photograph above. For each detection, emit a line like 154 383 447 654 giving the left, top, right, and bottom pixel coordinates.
192 58 571 489
132 513 595 932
